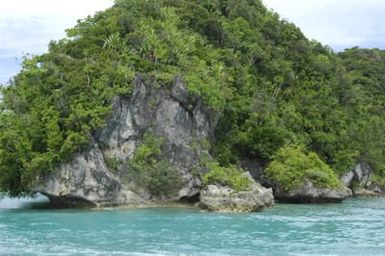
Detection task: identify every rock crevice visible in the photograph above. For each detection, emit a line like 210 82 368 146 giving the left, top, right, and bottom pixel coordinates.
341 163 385 196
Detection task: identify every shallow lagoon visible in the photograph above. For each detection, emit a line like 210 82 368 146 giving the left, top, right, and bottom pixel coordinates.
0 197 384 255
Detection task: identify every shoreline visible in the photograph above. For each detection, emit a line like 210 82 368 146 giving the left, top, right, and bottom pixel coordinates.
94 201 200 211
1 193 384 211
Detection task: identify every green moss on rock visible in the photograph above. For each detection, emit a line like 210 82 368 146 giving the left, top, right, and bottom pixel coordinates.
202 162 250 191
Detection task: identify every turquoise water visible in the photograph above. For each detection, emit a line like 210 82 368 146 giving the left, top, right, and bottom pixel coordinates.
1 197 384 255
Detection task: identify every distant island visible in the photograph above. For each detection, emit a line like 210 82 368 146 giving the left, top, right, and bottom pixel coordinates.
0 0 384 211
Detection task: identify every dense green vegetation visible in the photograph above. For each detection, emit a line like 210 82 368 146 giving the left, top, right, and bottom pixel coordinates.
129 134 182 197
1 0 385 196
202 162 250 191
129 134 182 196
265 146 342 191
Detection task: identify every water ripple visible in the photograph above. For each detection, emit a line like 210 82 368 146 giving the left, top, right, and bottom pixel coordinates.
0 197 385 255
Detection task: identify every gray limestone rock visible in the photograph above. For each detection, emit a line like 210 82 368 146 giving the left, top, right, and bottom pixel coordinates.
341 171 355 188
340 163 384 196
199 173 274 212
35 76 217 207
352 188 381 197
341 163 373 188
367 183 385 194
273 181 352 203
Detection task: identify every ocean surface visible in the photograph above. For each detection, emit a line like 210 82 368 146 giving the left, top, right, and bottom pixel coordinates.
0 197 384 256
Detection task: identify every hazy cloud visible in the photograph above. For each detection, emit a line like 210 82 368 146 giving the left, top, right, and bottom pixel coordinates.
0 0 113 83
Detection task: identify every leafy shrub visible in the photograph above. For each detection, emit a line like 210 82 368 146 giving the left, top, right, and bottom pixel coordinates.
133 160 182 197
202 161 250 191
265 146 342 191
129 134 182 197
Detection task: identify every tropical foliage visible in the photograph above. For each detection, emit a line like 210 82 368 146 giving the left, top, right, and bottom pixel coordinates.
129 133 182 197
265 146 342 191
202 162 250 191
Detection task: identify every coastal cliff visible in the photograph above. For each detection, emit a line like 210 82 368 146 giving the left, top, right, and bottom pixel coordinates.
36 77 217 206
35 76 274 210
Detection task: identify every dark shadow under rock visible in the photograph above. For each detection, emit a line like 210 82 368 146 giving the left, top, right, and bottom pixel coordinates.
273 181 352 204
41 193 97 208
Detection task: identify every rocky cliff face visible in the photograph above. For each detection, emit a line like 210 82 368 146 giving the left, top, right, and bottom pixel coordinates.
35 76 216 207
341 163 385 196
341 163 372 188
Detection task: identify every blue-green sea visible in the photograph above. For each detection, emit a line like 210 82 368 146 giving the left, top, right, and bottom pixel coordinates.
0 197 384 256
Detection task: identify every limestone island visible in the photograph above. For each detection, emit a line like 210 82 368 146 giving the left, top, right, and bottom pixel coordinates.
1 0 385 212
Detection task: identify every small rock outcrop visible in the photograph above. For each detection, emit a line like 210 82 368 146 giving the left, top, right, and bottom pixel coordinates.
341 163 384 196
240 157 352 204
199 173 274 212
367 183 385 194
341 163 372 188
35 76 217 207
273 181 352 203
352 188 380 197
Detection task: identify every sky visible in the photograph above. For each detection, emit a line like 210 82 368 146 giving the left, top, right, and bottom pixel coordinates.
265 0 385 50
1 0 385 83
0 0 114 83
